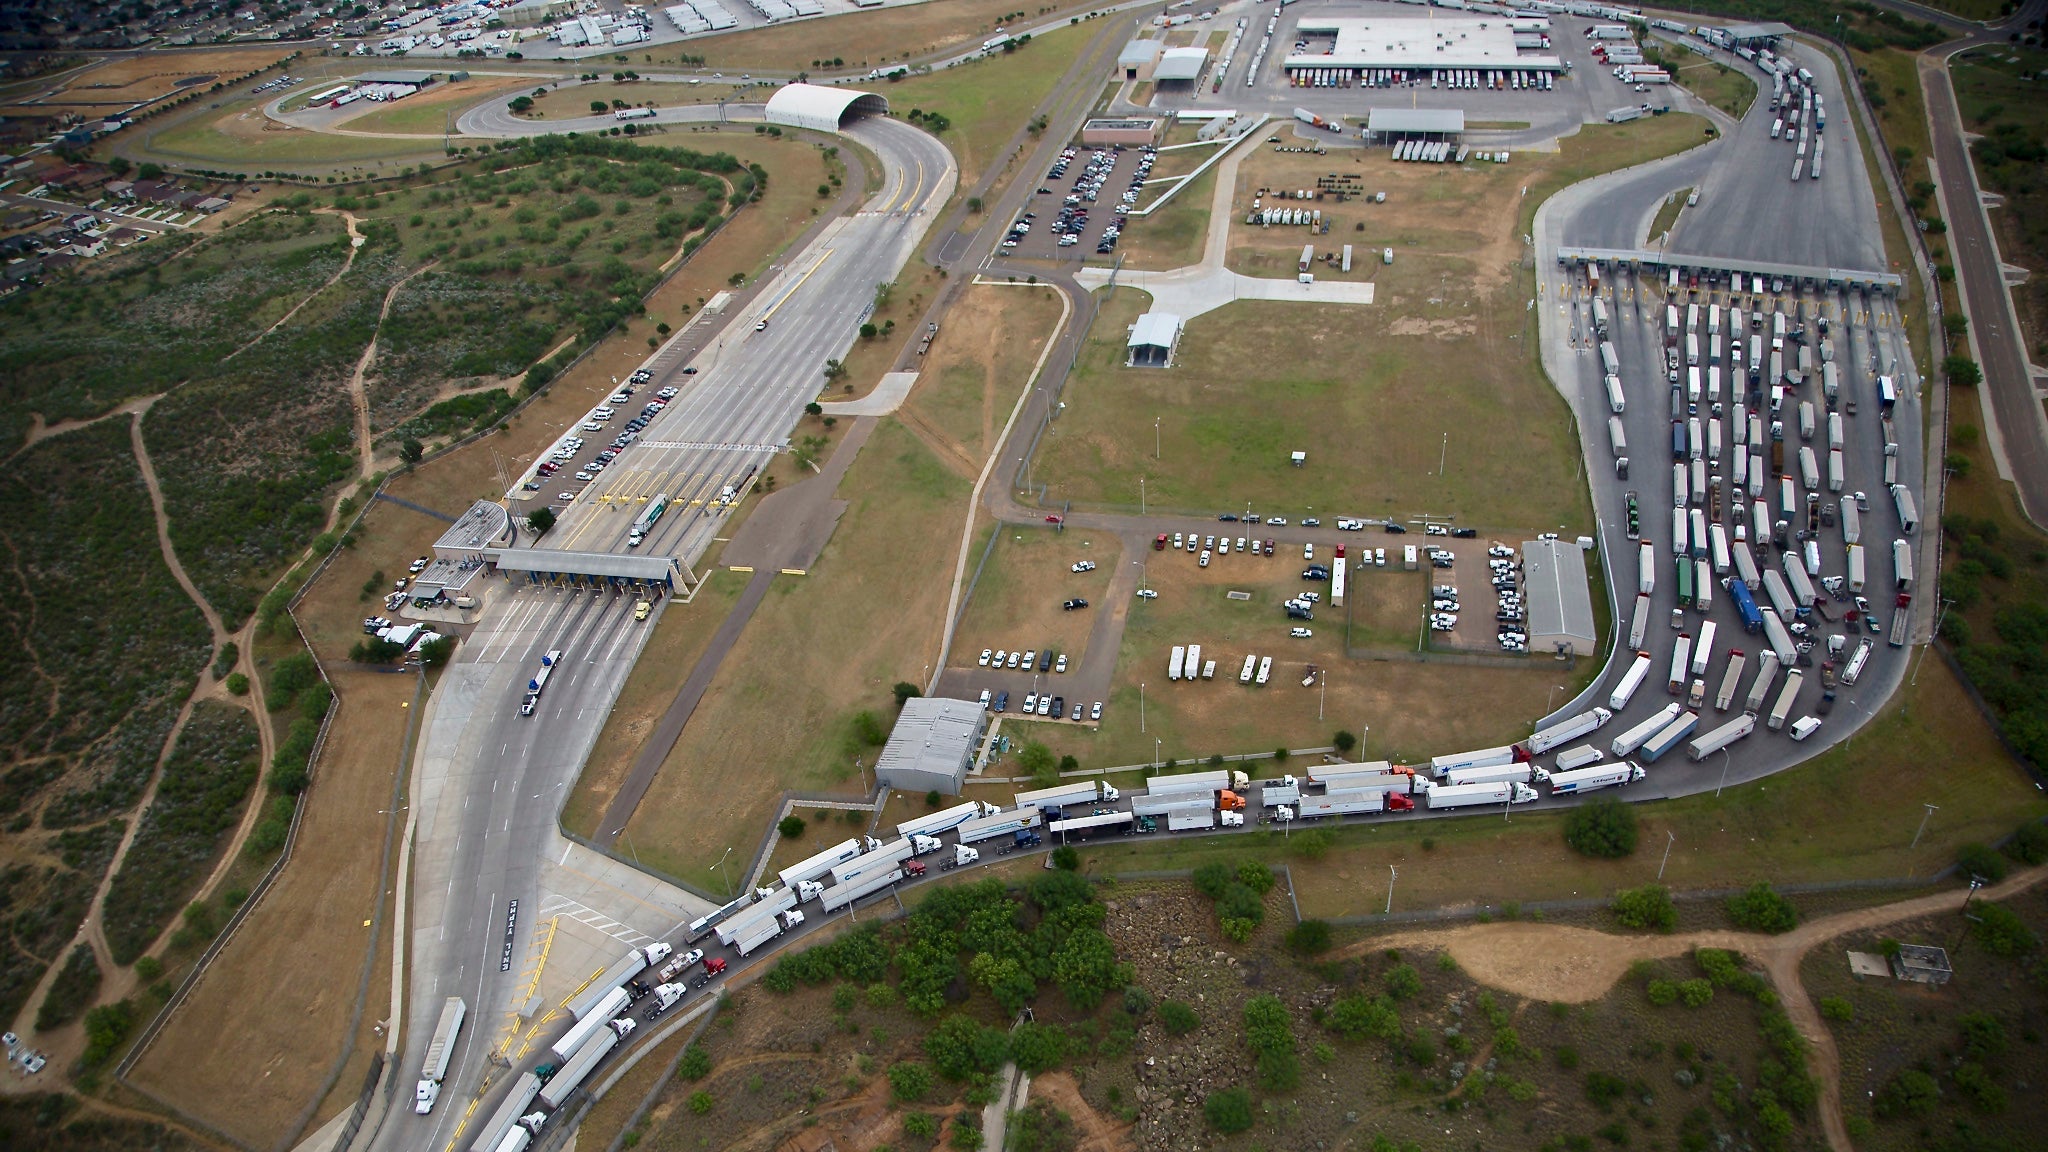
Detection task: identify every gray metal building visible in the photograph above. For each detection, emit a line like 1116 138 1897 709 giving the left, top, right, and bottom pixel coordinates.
1521 537 1597 656
875 698 986 796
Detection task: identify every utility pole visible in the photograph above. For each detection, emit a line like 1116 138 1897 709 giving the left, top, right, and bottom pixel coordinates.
1657 829 1675 880
1439 432 1448 477
1318 668 1326 722
1154 416 1161 459
1385 865 1397 915
1140 682 1145 734
1910 803 1939 850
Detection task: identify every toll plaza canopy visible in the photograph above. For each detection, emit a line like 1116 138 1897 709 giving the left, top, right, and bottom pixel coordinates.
486 547 681 589
1366 108 1465 140
764 82 888 131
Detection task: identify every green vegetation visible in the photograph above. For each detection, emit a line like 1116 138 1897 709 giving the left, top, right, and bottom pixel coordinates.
1191 859 1274 943
1725 883 1799 934
1203 1086 1255 1133
1939 511 2048 768
100 703 260 963
1953 48 2048 366
1565 797 1639 859
1613 884 1679 932
1677 0 1945 53
33 945 102 1032
868 25 1088 190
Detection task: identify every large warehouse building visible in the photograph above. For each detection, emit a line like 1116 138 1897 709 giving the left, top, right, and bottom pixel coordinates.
764 82 888 132
1284 17 1560 81
1521 538 1597 657
874 698 987 796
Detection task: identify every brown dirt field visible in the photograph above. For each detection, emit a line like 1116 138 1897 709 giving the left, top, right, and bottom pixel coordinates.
621 419 969 890
1226 144 1529 294
1026 1070 1135 1152
127 668 413 1147
901 283 1064 466
2 47 292 112
515 80 754 122
955 527 1124 666
652 0 1097 70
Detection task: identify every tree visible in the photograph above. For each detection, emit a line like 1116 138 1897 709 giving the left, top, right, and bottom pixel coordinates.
925 789 943 808
1564 796 1638 858
1726 883 1798 933
1612 884 1677 932
805 401 824 417
1325 994 1400 1041
527 506 556 535
859 322 879 339
778 814 806 838
350 638 405 664
509 95 533 112
1285 919 1332 955
1018 741 1058 788
677 1044 712 1080
1944 354 1982 388
853 710 888 745
1203 1087 1254 1133
969 952 1036 1014
1050 926 1130 1010
888 1061 932 1102
1008 1021 1068 1073
1332 730 1357 754
1050 845 1078 871
1956 842 2010 883
1971 902 2038 956
1872 1068 1939 1118
400 437 425 464
925 1015 1008 1080
107 156 131 177
419 636 456 668
1383 963 1423 1000
137 162 164 180
892 681 922 707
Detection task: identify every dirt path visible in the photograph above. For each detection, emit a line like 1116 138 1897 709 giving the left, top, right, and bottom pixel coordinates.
225 209 365 364
1341 864 2048 1152
347 259 437 480
1025 1070 1134 1152
13 394 161 459
894 403 982 479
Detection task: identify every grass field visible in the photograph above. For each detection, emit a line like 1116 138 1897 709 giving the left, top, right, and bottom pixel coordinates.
620 419 969 888
330 77 530 134
1066 655 2044 920
1517 113 1713 238
647 0 1097 70
1119 164 1214 271
995 545 1584 774
867 24 1092 191
2 47 292 116
1648 187 1691 244
145 104 449 168
1030 284 1592 533
901 282 1064 468
514 80 753 122
954 526 1123 668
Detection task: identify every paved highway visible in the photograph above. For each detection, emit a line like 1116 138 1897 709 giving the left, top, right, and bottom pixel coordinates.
360 102 953 1152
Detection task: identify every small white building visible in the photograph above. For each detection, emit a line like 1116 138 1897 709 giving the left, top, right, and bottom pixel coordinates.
1127 311 1182 368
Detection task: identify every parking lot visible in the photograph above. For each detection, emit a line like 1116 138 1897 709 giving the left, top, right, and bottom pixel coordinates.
1000 142 1157 262
525 367 685 508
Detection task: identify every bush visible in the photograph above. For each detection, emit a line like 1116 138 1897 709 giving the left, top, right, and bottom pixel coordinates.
888 1061 932 1102
35 945 101 1030
225 672 250 695
1872 1068 1938 1118
1050 846 1078 871
687 1091 714 1115
1564 797 1638 858
903 1112 939 1138
1971 902 2038 956
2004 820 2048 865
1956 842 2010 882
1612 884 1677 932
1285 919 1332 955
778 814 807 838
1647 979 1678 1006
1242 994 1298 1090
1158 1000 1201 1035
1677 979 1713 1008
81 999 137 1068
677 1044 712 1081
1326 994 1400 1041
1203 1087 1254 1133
1819 996 1853 1022
1726 883 1799 933
1384 963 1423 1000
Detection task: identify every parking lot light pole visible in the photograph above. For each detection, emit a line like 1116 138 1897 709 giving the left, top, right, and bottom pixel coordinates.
1385 866 1397 915
1155 738 1161 774
1716 748 1731 797
1657 829 1675 881
1910 803 1939 851
1140 682 1145 733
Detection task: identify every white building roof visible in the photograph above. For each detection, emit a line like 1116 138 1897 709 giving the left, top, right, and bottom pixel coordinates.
1128 311 1182 349
1367 108 1466 135
1286 17 1562 73
874 698 984 794
763 82 888 132
1521 538 1596 653
1154 46 1209 82
1118 37 1163 67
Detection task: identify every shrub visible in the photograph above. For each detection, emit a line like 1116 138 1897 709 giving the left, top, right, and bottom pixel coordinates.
1564 797 1638 858
888 1061 932 1102
81 999 137 1068
1956 842 2010 882
1646 979 1678 1006
1050 846 1078 870
687 1091 714 1115
1203 1087 1254 1133
1971 902 2038 957
1285 919 1333 955
903 1112 939 1138
35 945 101 1030
2005 820 2048 865
949 1117 982 1150
1818 997 1853 1022
1384 963 1423 1000
1872 1068 1938 1118
1242 995 1297 1090
778 814 806 838
1326 994 1401 1042
1158 1000 1201 1035
1677 979 1713 1008
225 672 250 695
1726 883 1799 933
1612 884 1677 932
677 1044 712 1081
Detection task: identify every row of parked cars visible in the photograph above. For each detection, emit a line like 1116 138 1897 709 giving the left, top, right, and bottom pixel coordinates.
980 646 1068 674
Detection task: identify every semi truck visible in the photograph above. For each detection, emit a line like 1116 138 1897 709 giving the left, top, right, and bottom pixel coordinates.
550 986 629 1061
1612 703 1683 757
1260 776 1301 806
1547 761 1644 795
467 1069 544 1152
896 800 998 840
1729 578 1764 634
1525 707 1613 755
957 808 1043 845
1423 780 1538 809
564 943 672 1022
1638 541 1656 594
1841 637 1873 685
1609 651 1654 710
1630 593 1653 648
1014 780 1121 814
1846 543 1867 593
1445 762 1538 786
1715 651 1748 711
1767 669 1805 730
1428 745 1522 778
1760 610 1797 666
819 866 906 913
1553 745 1605 772
682 892 754 944
717 887 798 955
1732 542 1760 590
415 996 468 1114
1668 634 1693 694
1687 713 1756 760
1892 539 1913 589
539 1018 636 1110
1782 552 1816 608
1889 593 1913 647
1638 711 1701 763
779 837 873 890
1744 649 1781 713
828 837 926 888
1295 788 1412 818
1147 768 1250 797
1890 484 1918 533
1170 645 1186 680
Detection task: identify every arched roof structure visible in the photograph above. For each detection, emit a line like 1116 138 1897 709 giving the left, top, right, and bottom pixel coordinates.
763 83 888 132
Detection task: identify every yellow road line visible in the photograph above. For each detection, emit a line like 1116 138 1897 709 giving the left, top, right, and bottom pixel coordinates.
760 248 834 323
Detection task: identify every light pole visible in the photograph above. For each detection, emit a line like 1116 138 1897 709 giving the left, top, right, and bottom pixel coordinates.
1140 682 1146 733
1439 432 1448 477
1547 683 1567 714
1385 865 1397 915
1657 829 1675 881
714 845 734 899
1155 416 1161 459
1139 476 1145 516
1154 737 1162 773
1715 747 1731 797
1318 669 1326 722
1910 802 1939 850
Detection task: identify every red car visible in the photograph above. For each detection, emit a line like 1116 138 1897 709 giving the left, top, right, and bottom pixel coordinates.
1154 534 1168 551
1045 515 1063 525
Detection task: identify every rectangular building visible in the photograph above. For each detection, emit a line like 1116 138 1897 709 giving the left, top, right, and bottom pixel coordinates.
1521 537 1597 656
874 698 986 796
